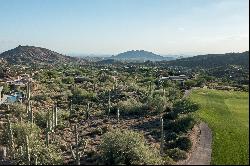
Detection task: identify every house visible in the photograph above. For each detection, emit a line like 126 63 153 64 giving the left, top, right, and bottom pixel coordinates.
5 92 24 104
160 74 188 82
159 75 189 86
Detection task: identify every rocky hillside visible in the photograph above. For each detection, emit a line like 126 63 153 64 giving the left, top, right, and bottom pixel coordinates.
0 45 78 65
110 50 175 62
166 51 249 69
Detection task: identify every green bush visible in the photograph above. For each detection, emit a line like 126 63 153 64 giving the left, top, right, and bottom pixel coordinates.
71 87 97 104
175 136 192 151
166 136 192 151
34 111 47 128
163 111 178 120
99 129 165 165
147 94 169 113
172 99 199 115
165 132 179 141
62 76 75 84
166 148 187 161
165 115 196 133
116 98 147 116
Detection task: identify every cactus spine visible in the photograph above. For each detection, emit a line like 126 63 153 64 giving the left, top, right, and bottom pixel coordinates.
160 117 164 155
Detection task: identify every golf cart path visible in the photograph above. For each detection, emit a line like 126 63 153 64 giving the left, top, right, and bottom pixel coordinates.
178 122 212 165
179 89 212 165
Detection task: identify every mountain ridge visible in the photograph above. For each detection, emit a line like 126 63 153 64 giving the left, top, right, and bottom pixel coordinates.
109 50 176 61
0 45 79 65
165 51 249 68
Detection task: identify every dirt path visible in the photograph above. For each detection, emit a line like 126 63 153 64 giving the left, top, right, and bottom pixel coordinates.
178 122 212 165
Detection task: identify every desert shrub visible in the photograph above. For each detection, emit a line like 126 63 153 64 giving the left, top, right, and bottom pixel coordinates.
147 94 169 113
116 98 147 116
163 111 178 120
3 122 63 164
71 87 97 104
34 111 47 128
165 115 196 133
91 127 103 135
166 136 192 151
15 140 63 165
62 76 74 84
32 93 50 102
172 99 199 114
8 103 26 118
165 132 179 141
175 136 192 151
166 148 187 161
99 129 165 165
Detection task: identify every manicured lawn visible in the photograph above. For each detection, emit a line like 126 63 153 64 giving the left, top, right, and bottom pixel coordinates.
190 89 249 165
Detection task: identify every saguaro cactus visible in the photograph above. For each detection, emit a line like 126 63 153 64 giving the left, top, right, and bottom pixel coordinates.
18 146 23 159
45 119 50 147
25 136 30 165
34 154 38 165
54 104 58 127
29 102 33 124
86 103 90 120
51 106 54 131
160 117 164 155
70 99 73 116
71 124 87 165
108 90 111 117
26 81 31 100
26 100 31 114
117 108 120 123
7 117 15 159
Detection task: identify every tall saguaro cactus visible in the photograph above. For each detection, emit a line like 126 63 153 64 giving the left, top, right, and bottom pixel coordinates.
7 116 15 159
117 108 120 123
160 117 164 155
108 90 111 117
70 99 73 116
51 106 54 131
45 118 50 147
26 81 31 100
86 103 90 120
25 136 30 165
71 124 86 165
28 102 33 124
54 104 58 127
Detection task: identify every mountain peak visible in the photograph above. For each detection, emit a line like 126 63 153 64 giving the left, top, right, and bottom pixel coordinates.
0 45 76 65
110 50 175 61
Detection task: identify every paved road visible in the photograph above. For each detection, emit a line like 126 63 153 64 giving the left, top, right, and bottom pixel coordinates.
181 122 212 165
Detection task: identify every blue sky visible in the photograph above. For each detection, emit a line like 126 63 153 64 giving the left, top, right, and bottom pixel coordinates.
0 0 249 56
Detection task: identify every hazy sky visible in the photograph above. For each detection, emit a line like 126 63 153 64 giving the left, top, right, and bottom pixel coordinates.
0 0 249 56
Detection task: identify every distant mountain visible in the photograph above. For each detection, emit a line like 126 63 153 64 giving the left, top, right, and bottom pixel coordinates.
109 50 175 62
166 51 249 68
0 45 80 65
